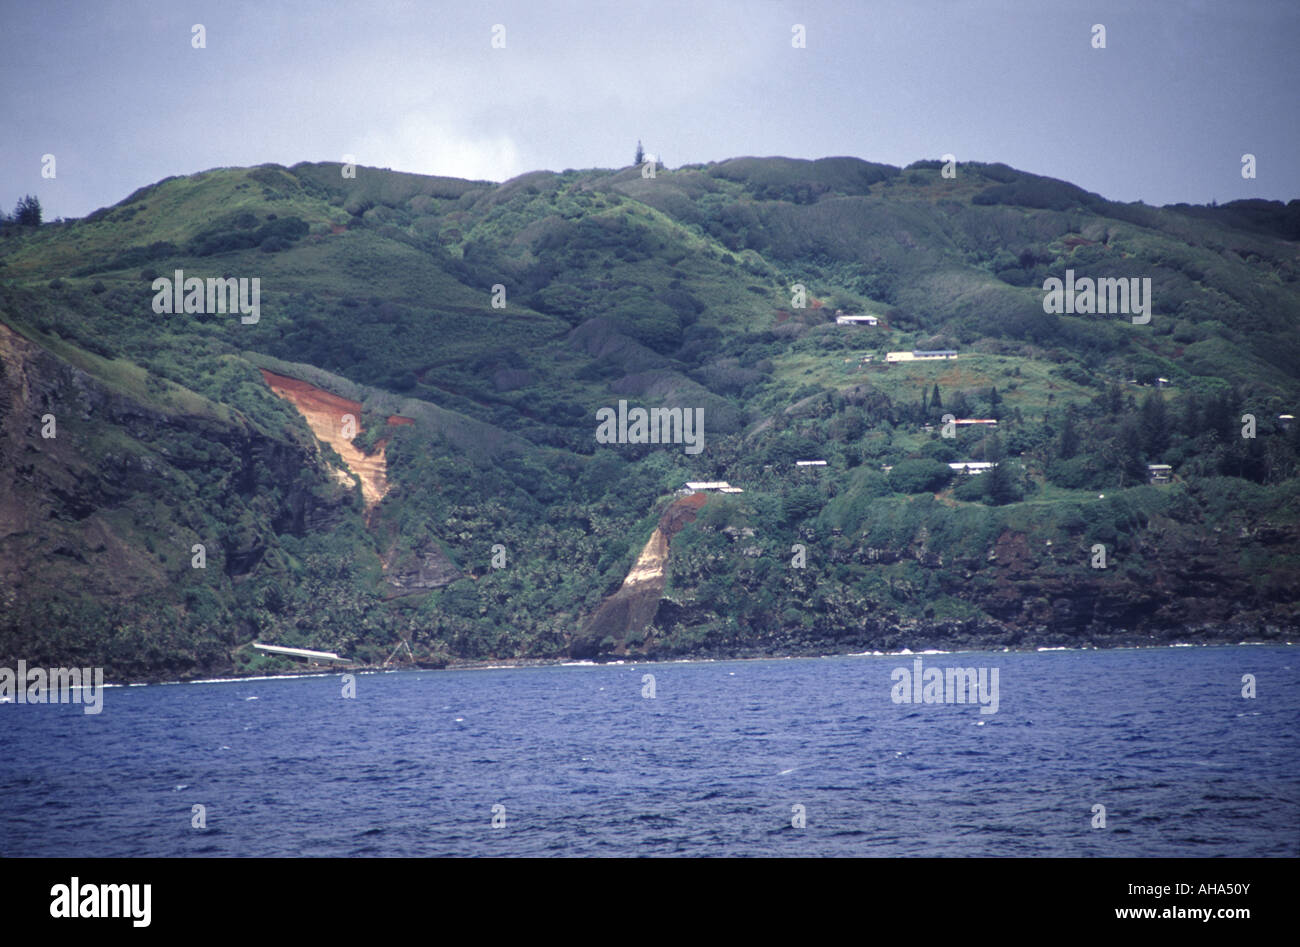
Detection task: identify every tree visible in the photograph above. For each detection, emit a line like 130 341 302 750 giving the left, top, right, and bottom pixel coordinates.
984 431 1007 463
1104 381 1124 415
1138 391 1170 455
1205 390 1236 440
1116 419 1147 486
983 460 1017 505
1058 406 1080 460
979 433 1018 504
930 384 942 411
634 140 644 166
14 194 41 226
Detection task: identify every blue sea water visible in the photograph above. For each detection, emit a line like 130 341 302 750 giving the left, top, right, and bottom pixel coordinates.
1 646 1296 857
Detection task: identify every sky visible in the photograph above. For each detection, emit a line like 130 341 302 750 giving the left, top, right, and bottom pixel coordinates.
2 0 1297 220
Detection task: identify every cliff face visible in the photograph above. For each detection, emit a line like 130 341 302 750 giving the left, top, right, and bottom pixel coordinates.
259 369 391 508
572 492 707 657
0 323 359 677
257 369 458 595
380 540 463 594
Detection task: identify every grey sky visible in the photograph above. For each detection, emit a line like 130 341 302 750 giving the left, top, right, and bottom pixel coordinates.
3 0 1297 220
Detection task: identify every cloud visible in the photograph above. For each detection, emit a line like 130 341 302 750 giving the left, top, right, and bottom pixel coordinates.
352 114 524 182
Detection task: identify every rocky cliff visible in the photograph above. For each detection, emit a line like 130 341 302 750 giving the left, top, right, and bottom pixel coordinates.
573 492 708 656
0 322 360 678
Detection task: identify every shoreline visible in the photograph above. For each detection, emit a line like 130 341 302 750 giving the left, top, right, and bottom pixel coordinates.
58 637 1296 688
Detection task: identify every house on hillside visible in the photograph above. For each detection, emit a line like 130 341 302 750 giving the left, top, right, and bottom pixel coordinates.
1147 464 1173 484
949 462 997 476
679 481 744 495
1279 414 1294 430
795 459 828 467
952 418 998 427
887 350 957 362
834 310 879 326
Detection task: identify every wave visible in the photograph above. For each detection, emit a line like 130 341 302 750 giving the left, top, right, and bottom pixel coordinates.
180 673 333 685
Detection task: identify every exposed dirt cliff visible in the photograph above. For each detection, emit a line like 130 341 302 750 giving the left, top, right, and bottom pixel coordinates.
0 324 358 678
572 492 708 657
257 369 457 594
259 369 395 509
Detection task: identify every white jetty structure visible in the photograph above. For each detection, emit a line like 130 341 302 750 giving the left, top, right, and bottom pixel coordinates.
252 643 348 664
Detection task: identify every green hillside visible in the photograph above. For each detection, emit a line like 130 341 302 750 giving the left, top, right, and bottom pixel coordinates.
2 156 1298 679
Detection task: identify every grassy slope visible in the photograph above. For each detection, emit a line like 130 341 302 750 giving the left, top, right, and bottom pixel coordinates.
1 156 1297 677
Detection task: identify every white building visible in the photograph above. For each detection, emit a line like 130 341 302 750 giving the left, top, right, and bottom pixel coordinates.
680 481 744 494
795 460 828 467
886 350 957 362
948 462 997 476
835 313 879 325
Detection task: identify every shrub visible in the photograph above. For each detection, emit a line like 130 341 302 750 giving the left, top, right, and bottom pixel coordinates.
888 458 953 494
920 440 958 463
952 476 987 502
608 298 682 354
783 486 823 524
190 216 307 256
191 230 259 256
972 177 1102 212
1046 455 1102 489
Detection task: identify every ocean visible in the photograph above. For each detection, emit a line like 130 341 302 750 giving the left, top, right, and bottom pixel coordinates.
1 645 1295 857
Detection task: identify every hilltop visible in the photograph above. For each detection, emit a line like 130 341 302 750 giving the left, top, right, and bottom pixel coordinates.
2 156 1298 680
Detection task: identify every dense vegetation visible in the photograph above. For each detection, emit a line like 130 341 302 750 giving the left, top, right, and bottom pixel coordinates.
1 156 1297 679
